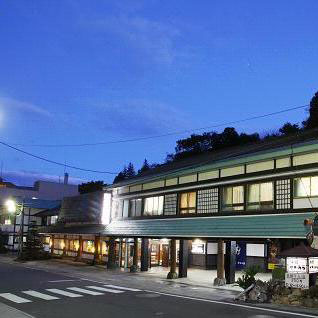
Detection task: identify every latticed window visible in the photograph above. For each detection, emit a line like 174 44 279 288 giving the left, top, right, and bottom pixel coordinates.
276 179 291 209
197 188 219 213
129 199 142 217
164 193 177 215
179 192 196 214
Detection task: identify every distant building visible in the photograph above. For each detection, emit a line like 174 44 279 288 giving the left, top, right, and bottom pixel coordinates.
0 173 79 250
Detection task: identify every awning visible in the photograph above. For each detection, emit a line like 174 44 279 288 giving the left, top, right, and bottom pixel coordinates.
103 212 315 239
39 212 314 240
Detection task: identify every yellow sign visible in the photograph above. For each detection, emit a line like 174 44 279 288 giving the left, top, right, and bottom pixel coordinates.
268 263 277 270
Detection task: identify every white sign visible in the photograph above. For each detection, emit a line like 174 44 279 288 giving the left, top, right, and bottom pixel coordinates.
285 273 309 289
309 257 318 273
286 257 308 273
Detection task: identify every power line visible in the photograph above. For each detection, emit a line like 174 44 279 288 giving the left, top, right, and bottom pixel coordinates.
0 140 118 175
10 104 308 148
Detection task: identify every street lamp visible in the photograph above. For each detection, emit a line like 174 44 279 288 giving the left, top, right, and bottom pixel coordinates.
5 198 24 257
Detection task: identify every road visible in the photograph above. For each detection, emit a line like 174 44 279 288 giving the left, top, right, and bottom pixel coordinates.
0 261 316 318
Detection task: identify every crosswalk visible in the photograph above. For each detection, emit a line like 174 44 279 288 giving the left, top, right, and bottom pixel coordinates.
0 284 142 304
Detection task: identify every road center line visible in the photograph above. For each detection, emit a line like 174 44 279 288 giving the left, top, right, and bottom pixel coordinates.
48 280 78 283
143 290 317 318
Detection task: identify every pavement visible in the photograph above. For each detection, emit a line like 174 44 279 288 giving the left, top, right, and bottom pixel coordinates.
0 254 318 318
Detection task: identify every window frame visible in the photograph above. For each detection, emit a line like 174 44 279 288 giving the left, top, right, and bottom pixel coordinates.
247 182 274 211
143 195 164 216
222 185 244 211
128 198 142 217
294 176 318 198
179 191 197 215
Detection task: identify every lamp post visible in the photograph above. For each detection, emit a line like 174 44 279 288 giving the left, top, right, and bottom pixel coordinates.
5 198 24 258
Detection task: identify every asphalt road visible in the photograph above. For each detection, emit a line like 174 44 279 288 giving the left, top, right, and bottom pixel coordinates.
0 262 315 318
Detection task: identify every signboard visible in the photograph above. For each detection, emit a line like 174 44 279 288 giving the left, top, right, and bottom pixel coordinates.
236 242 246 270
309 257 318 273
191 241 205 254
286 257 308 273
268 263 278 270
285 273 309 289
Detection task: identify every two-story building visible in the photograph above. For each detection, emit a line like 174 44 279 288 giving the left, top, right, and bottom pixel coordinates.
40 130 318 284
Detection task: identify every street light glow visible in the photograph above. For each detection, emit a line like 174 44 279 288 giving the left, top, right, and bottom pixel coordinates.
5 199 16 213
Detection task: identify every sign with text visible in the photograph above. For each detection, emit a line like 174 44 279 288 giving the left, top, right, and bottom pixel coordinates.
309 257 318 273
285 273 309 289
286 257 308 273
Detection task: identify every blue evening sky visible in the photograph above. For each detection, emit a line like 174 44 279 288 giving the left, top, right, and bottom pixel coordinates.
0 0 317 186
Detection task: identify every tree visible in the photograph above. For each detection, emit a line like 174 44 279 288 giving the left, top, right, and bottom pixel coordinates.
138 159 150 174
303 91 318 130
279 122 301 136
113 163 136 183
166 127 260 162
78 181 105 194
126 162 136 178
19 221 50 261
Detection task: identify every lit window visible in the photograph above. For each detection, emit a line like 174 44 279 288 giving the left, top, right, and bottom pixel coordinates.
144 196 164 216
222 186 244 211
179 192 196 214
129 199 142 217
247 182 273 210
69 239 80 251
83 240 95 253
4 219 11 225
294 176 318 197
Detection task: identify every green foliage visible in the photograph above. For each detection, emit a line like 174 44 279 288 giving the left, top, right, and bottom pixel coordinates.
18 221 50 261
303 91 318 130
0 231 7 254
302 286 318 298
272 267 286 281
78 181 105 194
113 162 136 183
236 265 261 290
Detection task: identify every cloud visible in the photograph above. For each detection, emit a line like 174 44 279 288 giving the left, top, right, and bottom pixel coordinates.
0 97 53 118
90 15 184 65
2 170 86 187
89 99 191 136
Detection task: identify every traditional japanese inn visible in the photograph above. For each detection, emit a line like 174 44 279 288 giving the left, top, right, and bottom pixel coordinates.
39 130 318 285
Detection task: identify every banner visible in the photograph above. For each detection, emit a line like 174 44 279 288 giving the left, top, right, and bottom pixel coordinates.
236 242 246 270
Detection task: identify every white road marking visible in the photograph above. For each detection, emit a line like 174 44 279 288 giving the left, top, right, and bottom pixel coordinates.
85 286 124 294
22 290 60 300
48 279 78 283
0 293 32 304
46 289 83 298
144 290 317 318
104 284 141 292
67 287 104 296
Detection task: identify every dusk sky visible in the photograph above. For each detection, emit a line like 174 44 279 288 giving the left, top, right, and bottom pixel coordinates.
0 1 317 186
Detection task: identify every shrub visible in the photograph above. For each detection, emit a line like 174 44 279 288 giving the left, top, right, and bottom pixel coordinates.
236 265 261 290
272 267 286 281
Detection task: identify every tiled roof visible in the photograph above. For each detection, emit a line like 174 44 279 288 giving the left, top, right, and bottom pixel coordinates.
39 212 314 239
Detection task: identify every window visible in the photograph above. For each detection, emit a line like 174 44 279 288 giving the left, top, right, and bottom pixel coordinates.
294 176 318 197
69 239 79 251
112 199 123 219
123 200 129 218
83 240 95 253
51 215 58 224
197 188 219 214
163 193 177 215
129 199 142 217
144 196 164 216
179 192 196 214
247 182 273 210
222 186 244 211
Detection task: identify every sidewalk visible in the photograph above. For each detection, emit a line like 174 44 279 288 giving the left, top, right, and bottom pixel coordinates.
0 303 35 318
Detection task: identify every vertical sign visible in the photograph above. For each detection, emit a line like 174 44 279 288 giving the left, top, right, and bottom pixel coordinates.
236 242 246 270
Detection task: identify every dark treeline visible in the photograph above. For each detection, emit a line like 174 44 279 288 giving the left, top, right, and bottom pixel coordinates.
112 91 318 184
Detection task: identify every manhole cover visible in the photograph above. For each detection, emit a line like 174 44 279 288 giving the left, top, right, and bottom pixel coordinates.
136 293 161 298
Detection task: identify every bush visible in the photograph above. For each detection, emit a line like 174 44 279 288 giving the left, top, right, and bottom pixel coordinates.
272 267 286 281
302 286 318 298
236 265 261 290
